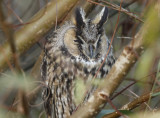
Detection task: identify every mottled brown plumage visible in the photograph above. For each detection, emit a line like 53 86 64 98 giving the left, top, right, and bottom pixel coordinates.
41 7 115 118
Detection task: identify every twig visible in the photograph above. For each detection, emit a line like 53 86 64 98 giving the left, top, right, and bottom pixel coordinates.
111 82 136 100
111 71 158 100
5 2 24 24
87 0 144 22
106 96 127 118
145 60 160 112
117 37 133 40
109 0 136 17
102 87 160 118
127 89 152 111
100 0 144 22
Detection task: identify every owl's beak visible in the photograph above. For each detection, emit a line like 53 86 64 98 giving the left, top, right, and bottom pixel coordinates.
89 45 94 58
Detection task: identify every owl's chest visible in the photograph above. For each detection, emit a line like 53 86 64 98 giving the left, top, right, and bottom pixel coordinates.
73 59 110 82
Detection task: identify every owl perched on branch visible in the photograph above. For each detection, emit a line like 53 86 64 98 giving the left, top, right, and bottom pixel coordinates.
41 7 115 118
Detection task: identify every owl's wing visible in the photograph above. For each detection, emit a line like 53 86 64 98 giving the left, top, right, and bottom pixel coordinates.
41 22 78 118
42 50 77 118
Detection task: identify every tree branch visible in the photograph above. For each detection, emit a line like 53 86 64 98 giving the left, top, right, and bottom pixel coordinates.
70 1 160 118
0 0 79 72
102 87 160 118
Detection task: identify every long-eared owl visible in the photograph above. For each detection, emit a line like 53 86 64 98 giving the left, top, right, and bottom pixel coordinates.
41 7 115 118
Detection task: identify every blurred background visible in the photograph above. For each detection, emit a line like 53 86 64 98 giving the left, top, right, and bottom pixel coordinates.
0 0 160 118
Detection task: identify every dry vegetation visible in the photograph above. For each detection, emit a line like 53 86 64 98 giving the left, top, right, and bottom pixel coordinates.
0 0 160 118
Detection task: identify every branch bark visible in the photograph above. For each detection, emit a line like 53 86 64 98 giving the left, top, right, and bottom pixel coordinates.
70 1 160 118
0 0 79 72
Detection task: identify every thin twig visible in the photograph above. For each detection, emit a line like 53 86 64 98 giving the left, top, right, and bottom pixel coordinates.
5 2 24 24
102 87 160 118
100 0 144 22
111 82 136 100
117 37 133 40
127 89 152 111
87 0 144 22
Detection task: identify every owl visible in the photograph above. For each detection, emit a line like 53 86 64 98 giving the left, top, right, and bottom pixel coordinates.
41 7 115 118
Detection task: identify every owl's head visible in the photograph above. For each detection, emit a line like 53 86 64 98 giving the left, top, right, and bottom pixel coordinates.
73 7 109 61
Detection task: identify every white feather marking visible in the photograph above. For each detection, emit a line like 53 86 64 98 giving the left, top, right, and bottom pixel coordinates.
92 7 106 24
75 56 104 68
80 8 86 22
45 81 48 85
99 7 105 19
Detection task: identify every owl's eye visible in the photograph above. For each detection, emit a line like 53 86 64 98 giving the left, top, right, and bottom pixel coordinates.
94 35 101 46
74 36 86 44
74 39 83 44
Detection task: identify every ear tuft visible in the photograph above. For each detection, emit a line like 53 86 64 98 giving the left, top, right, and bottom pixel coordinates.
74 8 86 29
92 7 108 27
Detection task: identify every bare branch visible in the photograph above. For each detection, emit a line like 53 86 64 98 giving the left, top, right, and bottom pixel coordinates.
102 87 160 118
0 0 80 72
